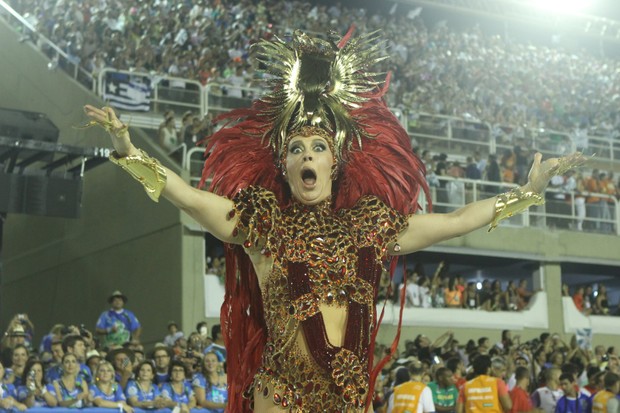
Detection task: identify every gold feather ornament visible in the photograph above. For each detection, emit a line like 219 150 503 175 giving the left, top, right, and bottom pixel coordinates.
255 28 388 168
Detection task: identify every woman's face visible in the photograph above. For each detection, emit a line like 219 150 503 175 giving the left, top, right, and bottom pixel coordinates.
97 364 115 384
62 354 79 375
285 134 334 205
12 347 28 367
29 363 43 383
203 353 219 373
138 363 154 381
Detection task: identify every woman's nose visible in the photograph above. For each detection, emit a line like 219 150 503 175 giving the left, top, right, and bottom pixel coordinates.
303 154 313 161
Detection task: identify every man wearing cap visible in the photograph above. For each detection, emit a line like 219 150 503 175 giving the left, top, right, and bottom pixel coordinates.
95 290 142 349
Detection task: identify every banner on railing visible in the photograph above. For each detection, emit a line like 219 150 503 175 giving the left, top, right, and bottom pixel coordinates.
103 72 151 111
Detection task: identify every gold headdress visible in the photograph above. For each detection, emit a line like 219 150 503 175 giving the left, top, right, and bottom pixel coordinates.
256 29 387 166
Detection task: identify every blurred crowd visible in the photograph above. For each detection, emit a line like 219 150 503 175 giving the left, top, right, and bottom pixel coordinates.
0 291 227 411
6 0 620 138
568 284 620 317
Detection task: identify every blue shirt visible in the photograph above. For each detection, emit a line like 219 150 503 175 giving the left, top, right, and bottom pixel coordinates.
49 377 86 407
125 380 160 402
160 381 194 404
192 373 227 413
45 362 92 384
0 383 17 399
96 308 141 347
555 394 590 413
16 384 48 407
89 382 126 402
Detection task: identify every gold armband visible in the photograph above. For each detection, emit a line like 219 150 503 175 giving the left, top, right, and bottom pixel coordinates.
488 187 544 232
109 149 167 202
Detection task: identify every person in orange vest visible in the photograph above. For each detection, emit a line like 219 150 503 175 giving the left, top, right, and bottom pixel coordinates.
583 169 602 230
387 362 436 413
456 355 512 413
591 372 619 413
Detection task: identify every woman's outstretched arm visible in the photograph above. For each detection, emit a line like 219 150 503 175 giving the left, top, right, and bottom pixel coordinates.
393 152 586 255
83 105 239 244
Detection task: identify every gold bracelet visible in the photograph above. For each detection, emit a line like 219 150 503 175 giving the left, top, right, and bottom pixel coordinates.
488 187 545 232
109 149 167 202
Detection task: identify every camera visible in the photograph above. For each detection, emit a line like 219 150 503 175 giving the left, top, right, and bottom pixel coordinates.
79 324 89 337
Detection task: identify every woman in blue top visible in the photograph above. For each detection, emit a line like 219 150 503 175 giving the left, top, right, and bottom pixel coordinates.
193 352 227 412
16 359 56 407
160 360 196 413
90 361 133 412
125 360 166 409
49 353 89 408
0 361 27 411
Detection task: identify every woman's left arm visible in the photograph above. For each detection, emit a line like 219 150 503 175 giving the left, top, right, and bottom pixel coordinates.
394 152 586 255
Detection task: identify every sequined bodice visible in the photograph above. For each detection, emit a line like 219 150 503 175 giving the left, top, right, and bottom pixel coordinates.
232 186 407 412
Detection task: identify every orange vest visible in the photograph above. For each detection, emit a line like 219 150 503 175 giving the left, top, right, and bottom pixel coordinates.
392 381 426 413
584 177 601 203
592 389 615 413
463 375 501 413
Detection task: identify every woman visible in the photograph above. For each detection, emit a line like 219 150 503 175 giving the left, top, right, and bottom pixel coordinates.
158 115 178 152
444 277 462 308
463 282 478 309
4 344 28 387
125 360 165 409
84 28 584 413
49 353 89 408
0 361 27 411
160 360 196 413
16 359 56 407
593 284 610 315
193 352 227 412
89 361 133 412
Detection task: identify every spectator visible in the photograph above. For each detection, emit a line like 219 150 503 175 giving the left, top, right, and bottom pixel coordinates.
158 115 179 152
16 359 56 407
38 324 64 355
95 290 142 349
387 361 435 413
203 325 226 363
108 347 135 389
555 372 590 413
49 353 88 408
509 366 535 413
456 355 512 413
5 344 28 387
1 322 29 367
444 278 463 309
531 367 563 413
45 340 64 383
89 361 134 412
152 346 172 386
85 349 102 375
591 372 619 413
160 360 197 413
427 366 458 413
163 321 184 348
0 360 27 411
61 334 93 384
193 351 227 411
126 360 166 409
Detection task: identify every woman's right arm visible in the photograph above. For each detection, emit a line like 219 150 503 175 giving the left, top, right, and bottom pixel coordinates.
83 105 240 244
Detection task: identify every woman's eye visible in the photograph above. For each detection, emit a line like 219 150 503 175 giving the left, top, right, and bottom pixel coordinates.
314 144 326 152
290 146 302 154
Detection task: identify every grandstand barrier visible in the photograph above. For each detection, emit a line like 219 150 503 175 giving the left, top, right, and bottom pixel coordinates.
562 297 620 335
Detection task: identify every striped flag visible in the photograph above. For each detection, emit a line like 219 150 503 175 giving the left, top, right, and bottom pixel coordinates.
103 74 151 112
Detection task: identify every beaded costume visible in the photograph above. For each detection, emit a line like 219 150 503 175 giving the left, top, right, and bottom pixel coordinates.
199 28 429 412
231 187 407 411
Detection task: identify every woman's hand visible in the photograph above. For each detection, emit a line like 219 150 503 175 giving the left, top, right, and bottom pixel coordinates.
525 152 588 194
83 105 139 157
123 403 135 413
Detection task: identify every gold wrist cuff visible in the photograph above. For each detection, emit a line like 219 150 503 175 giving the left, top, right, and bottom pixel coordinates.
109 149 167 202
488 187 545 232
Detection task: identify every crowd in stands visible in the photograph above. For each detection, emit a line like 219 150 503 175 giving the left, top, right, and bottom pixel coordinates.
387 262 537 312
3 304 620 413
7 0 620 140
0 292 228 411
373 329 620 412
568 283 620 317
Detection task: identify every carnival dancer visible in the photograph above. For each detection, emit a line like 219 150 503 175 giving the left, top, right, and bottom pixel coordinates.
84 28 585 413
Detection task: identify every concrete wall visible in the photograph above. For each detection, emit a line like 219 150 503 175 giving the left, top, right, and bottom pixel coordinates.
0 18 205 346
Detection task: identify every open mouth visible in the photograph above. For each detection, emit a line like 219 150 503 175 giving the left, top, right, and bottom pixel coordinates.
301 168 317 186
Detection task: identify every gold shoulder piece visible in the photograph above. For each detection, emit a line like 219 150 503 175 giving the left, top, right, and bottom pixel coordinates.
488 187 544 232
109 149 167 202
